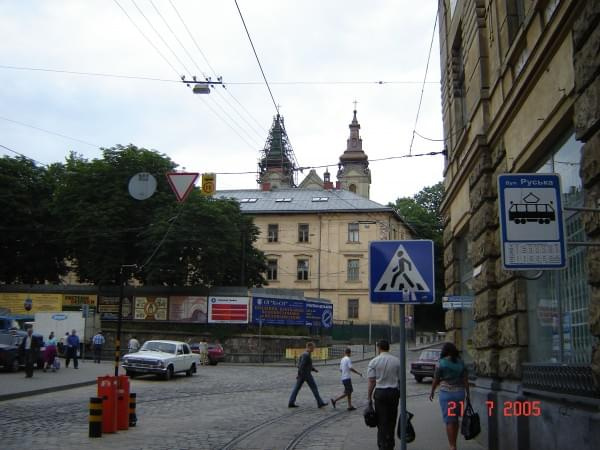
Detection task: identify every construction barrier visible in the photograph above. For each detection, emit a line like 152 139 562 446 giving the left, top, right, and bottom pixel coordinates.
97 376 118 433
89 397 103 438
129 392 137 427
117 375 130 430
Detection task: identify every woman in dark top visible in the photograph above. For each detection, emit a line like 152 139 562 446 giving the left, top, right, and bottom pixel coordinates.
429 342 469 450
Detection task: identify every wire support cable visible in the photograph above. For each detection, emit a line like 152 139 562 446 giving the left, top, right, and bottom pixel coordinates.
234 0 280 116
0 143 48 167
408 8 439 156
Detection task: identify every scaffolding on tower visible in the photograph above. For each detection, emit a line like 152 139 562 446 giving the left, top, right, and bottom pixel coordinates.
258 114 299 187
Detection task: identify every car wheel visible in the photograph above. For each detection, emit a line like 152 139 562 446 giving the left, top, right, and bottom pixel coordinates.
186 363 196 377
209 359 218 366
163 365 174 381
414 376 423 383
126 370 137 378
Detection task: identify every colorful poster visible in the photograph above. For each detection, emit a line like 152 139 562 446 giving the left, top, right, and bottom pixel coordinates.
305 301 333 328
97 296 133 320
134 296 168 320
208 296 249 323
169 296 207 322
62 294 97 312
251 297 306 326
0 292 62 314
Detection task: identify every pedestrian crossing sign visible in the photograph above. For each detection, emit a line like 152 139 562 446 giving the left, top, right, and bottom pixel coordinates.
369 240 435 304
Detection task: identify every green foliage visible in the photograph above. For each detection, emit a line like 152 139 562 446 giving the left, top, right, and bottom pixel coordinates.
0 156 67 283
0 145 267 287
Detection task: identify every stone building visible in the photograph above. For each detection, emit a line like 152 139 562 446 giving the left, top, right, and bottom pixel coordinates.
218 111 414 327
438 0 600 448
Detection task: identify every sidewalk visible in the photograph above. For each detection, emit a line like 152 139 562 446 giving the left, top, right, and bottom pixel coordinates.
337 393 485 450
0 359 115 401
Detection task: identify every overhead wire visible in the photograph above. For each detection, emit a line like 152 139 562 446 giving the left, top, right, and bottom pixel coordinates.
112 0 260 150
234 0 280 116
408 6 439 156
166 0 267 139
0 116 100 148
0 143 48 167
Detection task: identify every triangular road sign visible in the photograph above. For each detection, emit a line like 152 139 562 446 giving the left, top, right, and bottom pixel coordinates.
374 244 430 301
166 172 199 202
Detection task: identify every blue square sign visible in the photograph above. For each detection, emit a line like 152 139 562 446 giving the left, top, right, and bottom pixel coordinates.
498 173 567 270
369 240 435 304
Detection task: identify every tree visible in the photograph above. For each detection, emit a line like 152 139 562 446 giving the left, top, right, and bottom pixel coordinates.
389 181 445 330
0 156 67 283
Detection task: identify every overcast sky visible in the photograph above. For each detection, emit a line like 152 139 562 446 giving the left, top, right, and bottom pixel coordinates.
0 0 444 205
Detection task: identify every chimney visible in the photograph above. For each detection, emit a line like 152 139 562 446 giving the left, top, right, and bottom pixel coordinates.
335 181 341 189
261 182 271 191
324 181 334 190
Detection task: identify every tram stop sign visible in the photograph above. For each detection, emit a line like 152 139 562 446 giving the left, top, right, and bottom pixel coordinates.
498 173 567 270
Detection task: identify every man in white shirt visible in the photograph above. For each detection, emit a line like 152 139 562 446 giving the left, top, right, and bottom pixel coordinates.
367 340 401 450
331 348 362 410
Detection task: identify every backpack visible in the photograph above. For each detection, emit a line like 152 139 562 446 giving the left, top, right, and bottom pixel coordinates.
52 356 60 370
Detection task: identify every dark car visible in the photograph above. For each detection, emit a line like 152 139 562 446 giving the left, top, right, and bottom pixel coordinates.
0 333 21 372
410 348 441 382
189 342 225 365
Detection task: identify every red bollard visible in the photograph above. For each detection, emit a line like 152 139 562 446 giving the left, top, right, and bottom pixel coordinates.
117 375 130 430
97 376 118 433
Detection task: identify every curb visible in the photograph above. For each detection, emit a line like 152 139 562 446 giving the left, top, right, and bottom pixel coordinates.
0 379 97 402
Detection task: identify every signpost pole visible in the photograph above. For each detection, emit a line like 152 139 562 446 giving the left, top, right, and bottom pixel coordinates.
115 267 124 377
399 304 407 450
259 315 263 364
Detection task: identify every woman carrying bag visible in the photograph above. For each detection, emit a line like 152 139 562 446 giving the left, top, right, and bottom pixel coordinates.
429 342 470 450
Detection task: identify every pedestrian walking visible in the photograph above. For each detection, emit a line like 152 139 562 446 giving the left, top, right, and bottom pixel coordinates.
43 332 57 372
19 328 40 378
92 330 105 363
128 336 140 353
288 342 328 408
331 348 362 410
65 329 80 369
429 342 470 450
367 340 401 450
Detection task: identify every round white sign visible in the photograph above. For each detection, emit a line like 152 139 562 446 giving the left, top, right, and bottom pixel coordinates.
128 172 157 200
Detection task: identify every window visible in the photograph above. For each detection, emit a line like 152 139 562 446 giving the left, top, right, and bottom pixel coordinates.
451 32 467 134
348 223 359 242
506 0 525 46
267 259 278 281
527 133 592 364
267 224 278 242
348 299 359 319
297 259 309 281
347 259 360 281
183 345 190 355
311 197 329 202
298 224 309 242
349 184 357 193
275 198 292 202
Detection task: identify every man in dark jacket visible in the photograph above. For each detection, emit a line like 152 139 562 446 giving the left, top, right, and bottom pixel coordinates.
65 329 80 369
19 327 40 378
288 342 328 408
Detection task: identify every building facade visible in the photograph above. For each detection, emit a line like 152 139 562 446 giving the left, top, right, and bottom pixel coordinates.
218 110 415 327
438 0 600 448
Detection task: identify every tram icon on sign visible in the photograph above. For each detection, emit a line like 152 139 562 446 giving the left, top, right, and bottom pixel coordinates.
508 193 555 225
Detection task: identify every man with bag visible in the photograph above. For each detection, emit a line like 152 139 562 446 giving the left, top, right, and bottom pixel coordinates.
65 329 80 369
367 340 401 450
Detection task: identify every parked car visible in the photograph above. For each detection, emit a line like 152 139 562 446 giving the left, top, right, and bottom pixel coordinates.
189 342 225 365
410 348 441 382
0 333 21 372
121 340 200 380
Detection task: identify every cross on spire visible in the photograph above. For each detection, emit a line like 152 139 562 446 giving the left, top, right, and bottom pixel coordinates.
353 99 358 111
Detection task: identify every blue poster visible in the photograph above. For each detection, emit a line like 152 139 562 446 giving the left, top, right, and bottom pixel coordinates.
251 297 306 326
305 302 333 328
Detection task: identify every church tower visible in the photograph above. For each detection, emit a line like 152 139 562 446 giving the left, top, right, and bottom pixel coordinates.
337 109 371 199
258 114 298 190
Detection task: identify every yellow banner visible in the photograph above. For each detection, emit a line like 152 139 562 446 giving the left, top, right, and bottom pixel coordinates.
63 294 97 307
285 347 329 361
0 292 62 314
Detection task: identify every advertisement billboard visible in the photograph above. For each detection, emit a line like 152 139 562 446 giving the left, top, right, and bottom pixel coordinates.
0 292 62 314
134 296 168 320
97 296 133 320
169 296 207 323
251 297 306 326
305 301 333 328
208 296 249 323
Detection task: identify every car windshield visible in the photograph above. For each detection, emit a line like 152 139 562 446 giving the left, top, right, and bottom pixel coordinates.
141 342 176 354
420 350 441 361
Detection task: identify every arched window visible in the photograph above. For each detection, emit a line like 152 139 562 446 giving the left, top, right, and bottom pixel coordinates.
349 184 357 193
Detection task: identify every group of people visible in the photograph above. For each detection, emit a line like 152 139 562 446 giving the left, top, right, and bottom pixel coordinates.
288 340 469 450
19 328 81 377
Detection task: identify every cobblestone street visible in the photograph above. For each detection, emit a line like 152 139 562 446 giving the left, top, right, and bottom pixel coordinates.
0 359 442 450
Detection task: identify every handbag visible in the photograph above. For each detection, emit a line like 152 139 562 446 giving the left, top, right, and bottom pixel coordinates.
397 411 416 443
461 400 481 440
363 402 378 428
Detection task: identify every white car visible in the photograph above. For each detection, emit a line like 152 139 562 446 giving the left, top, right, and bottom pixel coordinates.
122 340 200 380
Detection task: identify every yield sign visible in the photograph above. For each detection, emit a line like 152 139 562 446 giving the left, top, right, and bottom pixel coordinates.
166 172 199 202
